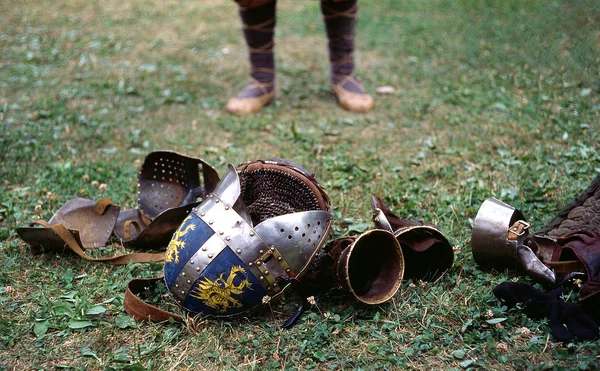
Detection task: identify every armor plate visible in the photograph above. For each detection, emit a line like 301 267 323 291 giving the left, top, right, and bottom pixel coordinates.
472 197 556 283
164 163 333 316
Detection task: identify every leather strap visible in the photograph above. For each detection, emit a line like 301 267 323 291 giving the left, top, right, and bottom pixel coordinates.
322 2 358 20
124 277 184 323
50 224 165 264
123 220 142 241
545 260 586 273
31 219 52 227
50 224 178 322
507 220 530 240
93 198 113 215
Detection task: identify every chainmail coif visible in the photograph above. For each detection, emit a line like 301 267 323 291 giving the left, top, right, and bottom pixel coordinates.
240 168 322 225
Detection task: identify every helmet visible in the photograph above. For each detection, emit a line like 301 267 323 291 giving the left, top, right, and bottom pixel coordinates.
163 159 333 316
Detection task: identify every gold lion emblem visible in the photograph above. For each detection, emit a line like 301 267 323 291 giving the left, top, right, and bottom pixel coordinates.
190 265 252 313
165 215 195 263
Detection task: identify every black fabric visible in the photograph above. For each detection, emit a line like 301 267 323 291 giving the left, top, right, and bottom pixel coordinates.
582 288 600 323
493 282 599 342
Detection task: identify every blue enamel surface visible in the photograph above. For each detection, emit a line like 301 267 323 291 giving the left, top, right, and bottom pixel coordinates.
163 212 213 290
183 247 267 316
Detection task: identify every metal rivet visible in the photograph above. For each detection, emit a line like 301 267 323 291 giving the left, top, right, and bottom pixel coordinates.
209 220 213 225
208 254 213 258
187 280 191 284
249 262 253 266
209 194 213 198
226 237 231 241
271 246 275 251
190 260 194 265
196 267 201 272
260 276 264 280
225 205 229 210
236 249 242 254
259 250 264 254
202 247 207 251
277 256 282 261
264 270 269 275
215 199 219 203
249 232 255 237
181 272 186 276
200 212 205 217
219 231 224 235
286 268 291 273
256 261 262 266
181 291 185 295
175 284 179 288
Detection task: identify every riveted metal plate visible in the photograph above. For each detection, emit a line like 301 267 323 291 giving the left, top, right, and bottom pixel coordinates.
171 233 228 303
255 210 334 275
208 165 241 207
194 189 276 294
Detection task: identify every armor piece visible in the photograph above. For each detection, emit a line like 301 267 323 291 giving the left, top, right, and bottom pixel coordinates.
114 150 220 248
163 160 333 317
471 197 556 283
537 174 600 238
332 229 404 305
16 198 119 250
371 196 454 281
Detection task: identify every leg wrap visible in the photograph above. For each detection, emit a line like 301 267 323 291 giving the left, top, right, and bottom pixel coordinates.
234 0 273 7
321 0 361 92
237 0 276 98
321 0 373 112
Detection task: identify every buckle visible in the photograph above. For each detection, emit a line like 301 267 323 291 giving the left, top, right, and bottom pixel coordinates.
508 220 530 240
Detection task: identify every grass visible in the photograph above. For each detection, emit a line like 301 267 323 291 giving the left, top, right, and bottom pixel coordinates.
1 0 600 369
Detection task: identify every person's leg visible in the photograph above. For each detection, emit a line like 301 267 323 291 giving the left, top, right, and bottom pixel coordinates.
321 0 373 112
226 0 277 115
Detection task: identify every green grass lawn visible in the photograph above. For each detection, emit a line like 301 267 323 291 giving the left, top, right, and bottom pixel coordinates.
1 0 599 369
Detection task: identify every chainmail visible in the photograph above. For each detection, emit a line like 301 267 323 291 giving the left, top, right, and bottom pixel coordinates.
540 174 600 237
240 168 321 225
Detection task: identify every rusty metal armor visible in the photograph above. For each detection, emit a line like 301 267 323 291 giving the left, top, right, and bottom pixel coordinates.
114 150 220 249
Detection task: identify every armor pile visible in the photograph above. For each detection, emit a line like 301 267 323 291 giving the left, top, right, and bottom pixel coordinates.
15 151 600 339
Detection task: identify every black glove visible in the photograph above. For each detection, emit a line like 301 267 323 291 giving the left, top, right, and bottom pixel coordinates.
493 282 599 341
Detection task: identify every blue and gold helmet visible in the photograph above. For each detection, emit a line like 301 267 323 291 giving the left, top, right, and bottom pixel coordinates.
164 159 333 317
